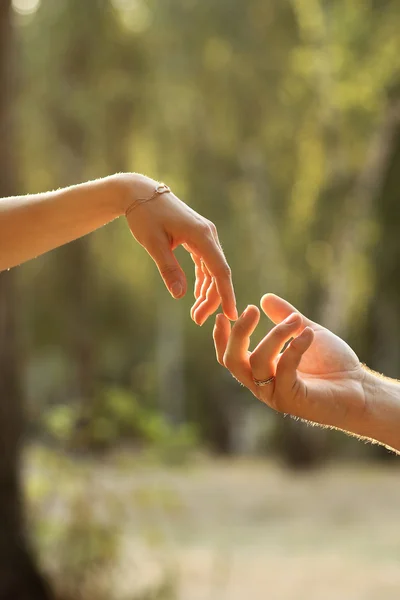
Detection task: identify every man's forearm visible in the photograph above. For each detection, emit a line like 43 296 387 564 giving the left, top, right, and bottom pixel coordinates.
361 369 400 452
0 173 138 271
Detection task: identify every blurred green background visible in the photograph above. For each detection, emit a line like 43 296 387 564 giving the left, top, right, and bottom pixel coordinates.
1 0 400 598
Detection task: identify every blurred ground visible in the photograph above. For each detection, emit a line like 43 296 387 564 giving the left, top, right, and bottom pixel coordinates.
24 447 400 600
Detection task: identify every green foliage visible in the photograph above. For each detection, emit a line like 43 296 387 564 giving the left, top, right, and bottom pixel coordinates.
14 0 400 461
55 494 119 582
90 386 142 446
27 446 180 600
43 404 76 442
42 386 199 464
140 416 199 466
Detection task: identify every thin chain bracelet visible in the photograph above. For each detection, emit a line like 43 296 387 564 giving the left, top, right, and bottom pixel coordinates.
125 183 171 217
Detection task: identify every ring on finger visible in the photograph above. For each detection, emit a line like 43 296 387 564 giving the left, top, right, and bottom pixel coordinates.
253 375 275 387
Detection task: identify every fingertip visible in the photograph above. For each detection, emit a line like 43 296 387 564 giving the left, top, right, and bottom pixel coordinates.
260 293 276 317
222 304 238 321
191 295 204 321
241 304 260 320
215 312 224 325
215 312 229 329
170 279 187 299
260 293 275 307
192 312 201 326
305 326 315 341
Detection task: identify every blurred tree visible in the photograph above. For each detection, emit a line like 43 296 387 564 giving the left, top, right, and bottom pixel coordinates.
20 0 148 449
11 0 400 464
367 86 400 379
0 3 52 599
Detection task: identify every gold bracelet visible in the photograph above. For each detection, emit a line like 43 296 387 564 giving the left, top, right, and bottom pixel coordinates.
125 183 171 217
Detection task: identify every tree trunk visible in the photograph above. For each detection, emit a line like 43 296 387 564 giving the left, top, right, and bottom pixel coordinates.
0 2 53 598
47 0 97 451
319 97 400 335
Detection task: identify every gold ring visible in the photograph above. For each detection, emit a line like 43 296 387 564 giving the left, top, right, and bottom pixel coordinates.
253 375 275 387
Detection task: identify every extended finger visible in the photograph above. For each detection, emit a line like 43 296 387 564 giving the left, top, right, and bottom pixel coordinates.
193 279 221 326
250 313 304 381
223 306 260 391
146 236 187 299
190 252 204 299
190 264 212 322
183 243 205 300
191 234 238 321
213 313 231 364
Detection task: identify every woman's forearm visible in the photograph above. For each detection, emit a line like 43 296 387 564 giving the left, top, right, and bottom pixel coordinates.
362 369 400 452
0 171 237 321
0 173 138 271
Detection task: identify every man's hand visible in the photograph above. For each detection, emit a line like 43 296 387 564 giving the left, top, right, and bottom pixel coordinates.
124 174 237 325
213 293 368 435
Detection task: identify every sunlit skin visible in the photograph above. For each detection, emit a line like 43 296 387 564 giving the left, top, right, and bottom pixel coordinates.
0 172 237 325
213 293 400 453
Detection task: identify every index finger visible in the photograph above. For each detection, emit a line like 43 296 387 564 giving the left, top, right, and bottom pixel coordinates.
189 234 238 321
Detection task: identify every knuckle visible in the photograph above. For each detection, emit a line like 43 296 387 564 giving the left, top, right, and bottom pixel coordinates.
232 319 246 336
272 322 289 339
216 263 232 278
208 220 217 235
223 351 235 371
159 264 179 277
198 221 212 236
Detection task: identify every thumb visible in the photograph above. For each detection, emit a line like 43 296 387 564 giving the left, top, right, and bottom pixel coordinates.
261 293 314 328
146 237 187 299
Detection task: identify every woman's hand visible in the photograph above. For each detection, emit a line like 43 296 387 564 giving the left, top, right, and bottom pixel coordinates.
123 174 237 325
213 293 369 435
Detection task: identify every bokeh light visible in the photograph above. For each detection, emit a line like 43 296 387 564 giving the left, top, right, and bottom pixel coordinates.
12 0 41 16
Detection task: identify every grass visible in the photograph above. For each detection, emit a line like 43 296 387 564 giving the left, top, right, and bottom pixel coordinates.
24 445 400 600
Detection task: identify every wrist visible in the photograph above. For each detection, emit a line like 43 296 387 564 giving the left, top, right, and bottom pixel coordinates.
362 367 400 451
113 172 160 217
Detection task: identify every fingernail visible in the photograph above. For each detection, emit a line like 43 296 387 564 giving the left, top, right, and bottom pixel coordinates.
285 313 299 324
232 307 239 320
171 281 183 298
